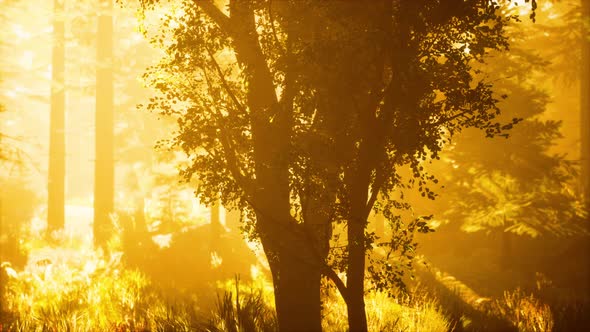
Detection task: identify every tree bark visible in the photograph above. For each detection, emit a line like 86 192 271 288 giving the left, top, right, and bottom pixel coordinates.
94 0 114 249
47 0 66 234
346 168 371 332
347 221 368 332
581 0 590 294
582 0 590 212
271 246 323 332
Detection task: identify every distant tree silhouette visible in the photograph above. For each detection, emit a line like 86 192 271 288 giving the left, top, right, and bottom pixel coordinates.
47 0 66 234
94 0 115 249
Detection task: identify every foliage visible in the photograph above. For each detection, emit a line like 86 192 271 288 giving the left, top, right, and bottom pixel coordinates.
434 5 587 238
131 1 533 312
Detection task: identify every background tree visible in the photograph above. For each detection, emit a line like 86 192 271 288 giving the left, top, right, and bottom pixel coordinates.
432 43 586 269
581 0 590 212
94 0 115 249
47 0 66 234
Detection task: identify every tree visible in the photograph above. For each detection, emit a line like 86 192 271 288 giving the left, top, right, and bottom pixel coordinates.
94 0 115 249
433 38 586 267
134 0 531 330
582 0 590 213
47 0 66 234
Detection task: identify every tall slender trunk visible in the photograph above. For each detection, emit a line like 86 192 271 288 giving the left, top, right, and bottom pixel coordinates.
581 0 590 293
582 0 590 212
346 171 370 332
347 221 368 332
210 198 221 252
47 0 66 234
94 0 114 249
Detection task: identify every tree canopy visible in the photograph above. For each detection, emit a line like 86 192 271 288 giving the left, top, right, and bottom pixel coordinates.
133 0 537 330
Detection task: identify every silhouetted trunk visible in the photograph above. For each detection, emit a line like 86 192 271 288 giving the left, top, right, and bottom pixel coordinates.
582 0 590 212
47 0 66 234
256 211 324 332
583 0 590 293
210 198 221 252
274 256 322 332
347 221 368 332
227 2 327 329
93 0 114 249
346 170 370 332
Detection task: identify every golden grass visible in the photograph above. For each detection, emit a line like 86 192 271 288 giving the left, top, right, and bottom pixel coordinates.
322 286 450 332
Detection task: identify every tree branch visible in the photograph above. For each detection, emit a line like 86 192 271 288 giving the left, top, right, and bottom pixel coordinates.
195 0 233 35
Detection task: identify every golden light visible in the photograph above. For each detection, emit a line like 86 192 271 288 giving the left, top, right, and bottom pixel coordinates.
19 51 34 70
11 23 32 40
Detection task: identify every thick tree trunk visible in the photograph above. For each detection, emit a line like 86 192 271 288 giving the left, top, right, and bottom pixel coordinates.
47 0 66 234
253 201 325 332
226 3 329 330
271 251 323 332
93 0 114 249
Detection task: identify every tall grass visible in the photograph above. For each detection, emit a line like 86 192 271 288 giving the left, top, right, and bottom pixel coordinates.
2 250 206 331
322 285 450 332
493 288 554 332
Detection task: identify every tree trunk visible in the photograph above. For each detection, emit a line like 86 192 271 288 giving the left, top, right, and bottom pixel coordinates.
47 0 66 234
347 220 368 332
346 160 371 332
94 0 114 249
582 0 590 294
227 2 327 329
581 0 590 213
254 193 326 332
271 250 323 332
210 198 221 252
